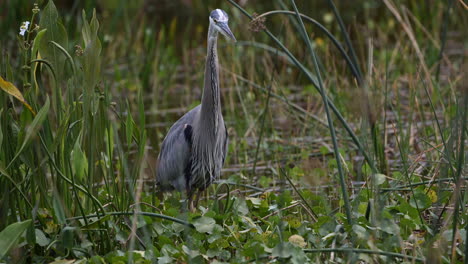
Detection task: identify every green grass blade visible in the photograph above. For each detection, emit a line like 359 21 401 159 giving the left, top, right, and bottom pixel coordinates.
451 87 467 262
325 0 362 83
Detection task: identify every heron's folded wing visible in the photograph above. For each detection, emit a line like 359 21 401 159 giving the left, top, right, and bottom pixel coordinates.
156 123 192 191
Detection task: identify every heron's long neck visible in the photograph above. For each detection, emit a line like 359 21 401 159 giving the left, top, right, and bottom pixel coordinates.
200 26 221 131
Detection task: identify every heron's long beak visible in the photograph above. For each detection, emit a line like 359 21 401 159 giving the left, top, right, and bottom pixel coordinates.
218 22 236 42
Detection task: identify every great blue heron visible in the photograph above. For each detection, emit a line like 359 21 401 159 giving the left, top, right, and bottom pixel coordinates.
156 9 236 211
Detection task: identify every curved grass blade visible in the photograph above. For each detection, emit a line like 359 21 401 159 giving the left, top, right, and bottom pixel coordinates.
50 40 76 74
67 211 195 229
29 59 57 84
0 164 33 209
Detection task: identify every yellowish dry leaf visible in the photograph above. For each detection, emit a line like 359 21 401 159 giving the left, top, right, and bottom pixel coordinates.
0 76 36 115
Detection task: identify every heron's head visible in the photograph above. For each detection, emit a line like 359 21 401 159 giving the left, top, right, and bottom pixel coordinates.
209 9 236 42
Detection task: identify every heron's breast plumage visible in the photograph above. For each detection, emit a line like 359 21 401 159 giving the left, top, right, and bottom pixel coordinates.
189 113 227 190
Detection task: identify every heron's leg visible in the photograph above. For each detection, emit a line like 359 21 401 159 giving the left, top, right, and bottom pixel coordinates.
193 189 203 209
186 188 195 212
189 199 195 213
189 190 201 213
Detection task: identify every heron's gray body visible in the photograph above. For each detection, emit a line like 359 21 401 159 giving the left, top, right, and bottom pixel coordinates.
156 105 228 193
156 9 234 198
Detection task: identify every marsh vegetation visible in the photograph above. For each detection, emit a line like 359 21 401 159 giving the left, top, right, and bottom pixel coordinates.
0 0 466 263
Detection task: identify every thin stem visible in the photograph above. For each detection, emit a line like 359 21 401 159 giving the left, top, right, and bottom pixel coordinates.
380 177 468 192
252 70 275 176
325 0 363 82
67 211 194 228
280 168 318 221
303 248 424 262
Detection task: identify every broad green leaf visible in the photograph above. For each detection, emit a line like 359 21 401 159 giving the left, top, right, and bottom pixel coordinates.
372 173 387 186
80 9 102 116
0 76 35 115
38 2 67 75
234 197 249 215
39 0 68 79
60 226 75 250
272 242 293 258
290 246 309 264
396 196 420 220
192 216 215 233
352 224 368 239
379 219 400 234
182 245 200 258
362 162 372 176
157 255 173 264
32 29 47 93
71 139 88 182
35 229 50 247
0 219 32 260
32 29 47 60
7 97 50 168
242 241 265 258
81 9 101 90
409 189 432 210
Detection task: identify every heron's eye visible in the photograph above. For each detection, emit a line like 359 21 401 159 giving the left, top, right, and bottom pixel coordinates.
213 19 218 23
